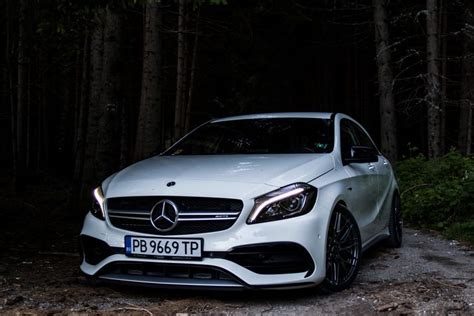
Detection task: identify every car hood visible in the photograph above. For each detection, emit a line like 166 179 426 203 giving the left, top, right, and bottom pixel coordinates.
102 154 334 199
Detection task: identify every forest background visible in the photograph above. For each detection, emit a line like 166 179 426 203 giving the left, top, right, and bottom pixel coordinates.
1 0 473 242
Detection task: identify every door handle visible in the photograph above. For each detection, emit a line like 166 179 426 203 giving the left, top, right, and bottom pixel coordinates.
368 164 376 171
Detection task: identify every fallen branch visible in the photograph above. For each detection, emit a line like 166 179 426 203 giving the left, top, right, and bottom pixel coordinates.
401 183 432 197
430 278 465 289
376 302 399 312
261 301 274 314
124 302 154 316
111 307 154 315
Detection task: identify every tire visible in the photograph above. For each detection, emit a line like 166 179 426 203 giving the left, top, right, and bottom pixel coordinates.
386 193 403 248
318 205 362 294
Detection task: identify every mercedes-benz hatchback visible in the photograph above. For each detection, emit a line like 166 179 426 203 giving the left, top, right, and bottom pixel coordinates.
80 112 402 292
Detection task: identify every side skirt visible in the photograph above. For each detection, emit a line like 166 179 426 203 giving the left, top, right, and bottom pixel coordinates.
361 231 389 253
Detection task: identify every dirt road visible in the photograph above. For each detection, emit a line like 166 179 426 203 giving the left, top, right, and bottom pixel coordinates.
1 226 473 315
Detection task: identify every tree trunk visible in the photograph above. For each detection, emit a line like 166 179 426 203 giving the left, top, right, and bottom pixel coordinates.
95 6 123 181
134 2 162 161
426 0 442 158
5 0 17 189
73 35 90 183
174 0 186 140
439 0 447 154
120 102 129 168
185 8 201 133
37 71 44 172
41 79 49 171
459 2 474 155
73 48 82 155
25 63 32 170
15 0 28 190
180 5 190 132
81 11 104 195
57 71 70 168
373 0 397 161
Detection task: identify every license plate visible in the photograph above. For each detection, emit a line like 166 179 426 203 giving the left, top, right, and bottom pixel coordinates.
125 236 202 259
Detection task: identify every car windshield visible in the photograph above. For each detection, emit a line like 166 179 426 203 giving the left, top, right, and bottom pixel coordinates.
164 118 333 155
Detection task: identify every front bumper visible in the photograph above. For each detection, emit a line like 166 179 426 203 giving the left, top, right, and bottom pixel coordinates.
79 204 329 289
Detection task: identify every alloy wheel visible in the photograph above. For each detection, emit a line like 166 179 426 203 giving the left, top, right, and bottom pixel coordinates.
326 209 361 287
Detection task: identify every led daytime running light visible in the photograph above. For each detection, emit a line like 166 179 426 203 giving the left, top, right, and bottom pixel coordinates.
93 187 105 215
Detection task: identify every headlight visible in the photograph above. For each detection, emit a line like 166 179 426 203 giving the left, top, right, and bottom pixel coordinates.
247 183 317 224
91 186 105 220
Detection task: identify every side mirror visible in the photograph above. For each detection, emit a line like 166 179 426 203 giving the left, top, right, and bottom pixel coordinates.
344 146 378 164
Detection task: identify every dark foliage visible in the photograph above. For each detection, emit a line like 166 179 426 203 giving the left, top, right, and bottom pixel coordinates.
396 151 474 242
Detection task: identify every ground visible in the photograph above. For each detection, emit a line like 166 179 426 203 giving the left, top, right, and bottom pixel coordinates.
0 181 473 315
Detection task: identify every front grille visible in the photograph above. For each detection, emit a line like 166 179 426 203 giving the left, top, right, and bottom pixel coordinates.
107 196 244 235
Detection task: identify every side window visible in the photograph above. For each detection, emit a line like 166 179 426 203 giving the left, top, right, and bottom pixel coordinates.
340 119 379 161
340 120 358 160
351 123 378 153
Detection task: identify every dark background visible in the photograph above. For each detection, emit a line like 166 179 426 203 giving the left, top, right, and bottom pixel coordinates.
0 0 472 197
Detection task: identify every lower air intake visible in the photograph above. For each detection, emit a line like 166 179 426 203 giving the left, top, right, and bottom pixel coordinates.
225 242 315 275
98 262 245 289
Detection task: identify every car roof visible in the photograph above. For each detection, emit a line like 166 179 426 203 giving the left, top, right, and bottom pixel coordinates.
211 112 333 123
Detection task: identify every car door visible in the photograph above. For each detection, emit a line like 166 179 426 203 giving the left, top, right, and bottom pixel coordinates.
340 119 379 241
350 122 390 233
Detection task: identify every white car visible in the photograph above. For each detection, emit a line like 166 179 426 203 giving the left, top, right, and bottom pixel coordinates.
80 112 402 292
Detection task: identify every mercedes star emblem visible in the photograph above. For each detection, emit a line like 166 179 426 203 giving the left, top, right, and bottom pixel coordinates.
150 199 179 232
